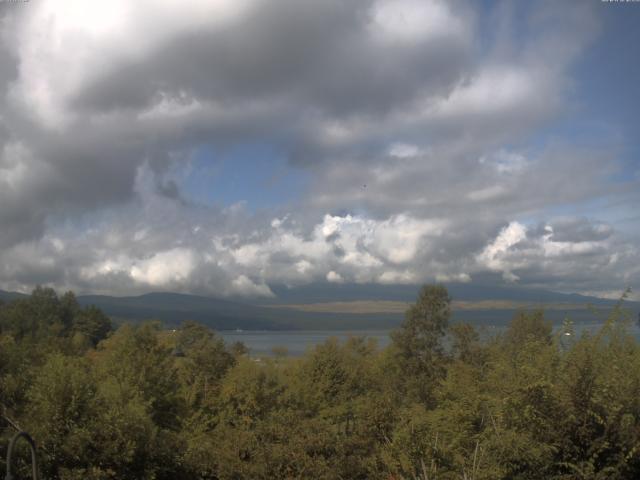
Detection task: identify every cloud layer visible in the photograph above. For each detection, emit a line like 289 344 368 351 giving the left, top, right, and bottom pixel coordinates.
0 0 638 298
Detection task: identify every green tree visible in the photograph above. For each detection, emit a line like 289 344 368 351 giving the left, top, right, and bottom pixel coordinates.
71 305 112 347
391 284 451 405
174 321 235 410
24 354 98 479
504 309 552 348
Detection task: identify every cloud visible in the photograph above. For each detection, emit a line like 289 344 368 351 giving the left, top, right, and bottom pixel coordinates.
231 275 274 298
0 182 460 295
0 188 637 298
129 248 196 287
0 0 637 299
546 217 613 243
0 0 474 244
326 271 344 284
370 0 467 43
1 169 635 299
476 218 640 293
477 221 528 282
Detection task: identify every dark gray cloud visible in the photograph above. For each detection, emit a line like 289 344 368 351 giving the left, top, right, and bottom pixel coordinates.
72 0 471 117
547 217 613 243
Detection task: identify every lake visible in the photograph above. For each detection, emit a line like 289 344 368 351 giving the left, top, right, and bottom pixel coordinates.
219 322 640 357
219 329 393 357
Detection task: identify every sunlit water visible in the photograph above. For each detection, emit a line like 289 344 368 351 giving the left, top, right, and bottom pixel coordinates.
219 322 640 357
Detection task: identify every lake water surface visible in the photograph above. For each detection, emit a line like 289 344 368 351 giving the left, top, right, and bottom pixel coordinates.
220 322 640 357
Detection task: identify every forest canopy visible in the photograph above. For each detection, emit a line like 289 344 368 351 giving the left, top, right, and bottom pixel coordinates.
1 285 639 479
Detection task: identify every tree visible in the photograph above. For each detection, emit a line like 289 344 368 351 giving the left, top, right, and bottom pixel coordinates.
174 321 235 410
504 309 552 348
391 284 451 405
72 305 112 346
450 322 483 365
24 354 98 479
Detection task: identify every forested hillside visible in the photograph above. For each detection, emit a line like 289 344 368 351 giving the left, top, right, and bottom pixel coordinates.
1 286 640 479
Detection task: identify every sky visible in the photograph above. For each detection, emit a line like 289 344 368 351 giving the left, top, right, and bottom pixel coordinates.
0 0 639 300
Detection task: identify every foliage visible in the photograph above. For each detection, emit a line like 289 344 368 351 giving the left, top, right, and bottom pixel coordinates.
1 285 640 479
391 284 451 405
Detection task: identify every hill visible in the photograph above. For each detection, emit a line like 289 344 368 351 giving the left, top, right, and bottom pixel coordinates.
0 289 27 303
2 285 638 330
75 292 399 331
264 282 627 305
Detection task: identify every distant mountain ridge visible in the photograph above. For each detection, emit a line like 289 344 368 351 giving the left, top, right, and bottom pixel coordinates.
77 292 287 330
0 290 27 302
264 282 631 305
1 284 637 331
